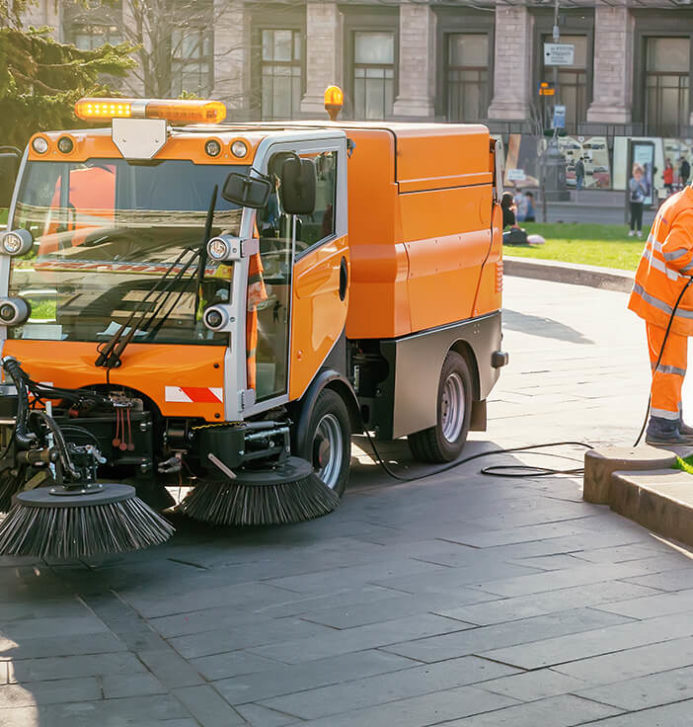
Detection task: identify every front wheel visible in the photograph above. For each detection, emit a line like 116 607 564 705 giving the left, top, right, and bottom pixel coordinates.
408 351 472 463
297 389 351 497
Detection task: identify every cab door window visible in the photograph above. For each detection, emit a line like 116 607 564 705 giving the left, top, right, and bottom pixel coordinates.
252 172 292 401
295 151 337 254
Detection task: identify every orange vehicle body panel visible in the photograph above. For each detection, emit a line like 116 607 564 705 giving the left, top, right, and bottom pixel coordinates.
289 235 350 400
2 340 226 422
342 124 497 341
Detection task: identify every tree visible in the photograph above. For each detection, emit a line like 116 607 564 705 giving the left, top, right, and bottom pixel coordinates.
0 25 136 148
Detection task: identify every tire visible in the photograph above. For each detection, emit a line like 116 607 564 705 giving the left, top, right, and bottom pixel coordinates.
408 351 472 463
297 388 351 497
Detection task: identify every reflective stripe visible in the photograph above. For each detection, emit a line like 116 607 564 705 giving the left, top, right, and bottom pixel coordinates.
632 283 693 319
654 364 687 376
682 261 693 274
643 248 681 281
651 407 679 420
663 248 689 262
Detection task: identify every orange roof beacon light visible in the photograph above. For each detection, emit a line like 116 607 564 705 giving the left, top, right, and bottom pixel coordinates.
324 85 344 121
74 97 227 124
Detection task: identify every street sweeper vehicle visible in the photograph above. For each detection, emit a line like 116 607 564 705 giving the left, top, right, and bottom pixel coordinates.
0 92 506 558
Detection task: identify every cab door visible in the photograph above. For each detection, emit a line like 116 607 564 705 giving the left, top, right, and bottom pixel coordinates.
288 141 349 401
242 135 348 416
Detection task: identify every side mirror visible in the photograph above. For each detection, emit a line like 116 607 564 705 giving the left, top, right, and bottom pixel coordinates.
221 173 271 209
0 152 20 210
280 158 316 215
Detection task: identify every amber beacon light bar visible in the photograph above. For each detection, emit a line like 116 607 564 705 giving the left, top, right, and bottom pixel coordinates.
74 98 227 124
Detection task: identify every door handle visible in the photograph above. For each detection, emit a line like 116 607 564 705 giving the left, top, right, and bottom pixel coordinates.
339 256 348 301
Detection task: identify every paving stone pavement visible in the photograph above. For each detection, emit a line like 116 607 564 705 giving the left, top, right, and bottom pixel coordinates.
4 276 693 726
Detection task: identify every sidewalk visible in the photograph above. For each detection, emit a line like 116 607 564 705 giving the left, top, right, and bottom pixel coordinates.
3 277 693 725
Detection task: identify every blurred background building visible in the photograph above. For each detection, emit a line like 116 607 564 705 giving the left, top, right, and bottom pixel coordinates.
20 0 693 194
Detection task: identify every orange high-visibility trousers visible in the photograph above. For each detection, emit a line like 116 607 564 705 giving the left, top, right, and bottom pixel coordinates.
647 321 687 421
246 253 267 391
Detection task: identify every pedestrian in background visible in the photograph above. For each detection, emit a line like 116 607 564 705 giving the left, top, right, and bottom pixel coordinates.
628 180 693 445
680 156 691 189
628 163 647 238
575 157 585 191
524 191 536 222
513 190 527 222
663 159 674 197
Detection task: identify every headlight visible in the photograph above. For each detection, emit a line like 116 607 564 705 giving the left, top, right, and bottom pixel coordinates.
57 136 74 154
0 229 33 257
32 137 49 154
207 235 242 262
208 237 230 261
205 139 221 157
203 305 230 332
231 140 248 158
0 298 30 326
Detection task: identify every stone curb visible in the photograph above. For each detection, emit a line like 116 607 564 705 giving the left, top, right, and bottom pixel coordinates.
584 446 693 549
504 255 634 293
610 469 693 549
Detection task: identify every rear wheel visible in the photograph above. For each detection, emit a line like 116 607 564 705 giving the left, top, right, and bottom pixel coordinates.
408 351 472 463
297 389 351 496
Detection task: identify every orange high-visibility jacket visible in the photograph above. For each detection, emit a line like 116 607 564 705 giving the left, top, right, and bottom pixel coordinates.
629 186 693 335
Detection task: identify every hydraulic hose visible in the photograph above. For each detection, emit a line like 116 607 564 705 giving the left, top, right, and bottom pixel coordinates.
2 357 36 449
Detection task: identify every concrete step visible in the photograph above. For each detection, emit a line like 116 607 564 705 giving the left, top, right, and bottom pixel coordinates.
584 446 693 548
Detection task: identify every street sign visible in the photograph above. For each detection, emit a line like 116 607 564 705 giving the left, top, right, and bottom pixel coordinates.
552 104 566 129
507 169 526 182
544 43 575 66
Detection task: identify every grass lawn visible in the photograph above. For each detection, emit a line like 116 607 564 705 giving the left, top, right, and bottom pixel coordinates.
506 223 647 272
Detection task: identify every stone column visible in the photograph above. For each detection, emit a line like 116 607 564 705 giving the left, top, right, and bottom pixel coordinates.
487 5 532 122
586 4 633 124
392 3 435 119
300 2 342 116
213 0 252 118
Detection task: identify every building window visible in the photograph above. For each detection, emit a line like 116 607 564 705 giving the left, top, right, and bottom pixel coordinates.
71 24 122 50
645 37 690 137
445 34 488 122
170 28 213 96
353 31 394 120
542 34 588 132
261 29 303 120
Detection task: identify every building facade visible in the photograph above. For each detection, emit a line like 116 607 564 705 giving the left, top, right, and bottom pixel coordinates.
21 0 693 138
20 0 693 193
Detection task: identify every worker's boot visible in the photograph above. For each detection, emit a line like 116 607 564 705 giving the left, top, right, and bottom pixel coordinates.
679 418 693 437
646 416 693 446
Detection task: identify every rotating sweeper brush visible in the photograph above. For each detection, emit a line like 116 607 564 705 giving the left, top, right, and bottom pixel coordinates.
0 358 173 559
179 454 340 526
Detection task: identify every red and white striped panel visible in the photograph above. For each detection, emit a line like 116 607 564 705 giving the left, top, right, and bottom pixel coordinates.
165 386 223 404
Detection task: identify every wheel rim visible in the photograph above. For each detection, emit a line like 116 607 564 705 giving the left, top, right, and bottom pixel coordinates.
441 372 465 443
313 413 344 490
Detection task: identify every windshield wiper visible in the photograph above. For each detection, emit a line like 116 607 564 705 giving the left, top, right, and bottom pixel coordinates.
96 186 218 368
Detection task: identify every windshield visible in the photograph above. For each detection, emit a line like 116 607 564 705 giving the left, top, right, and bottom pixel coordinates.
9 159 246 345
